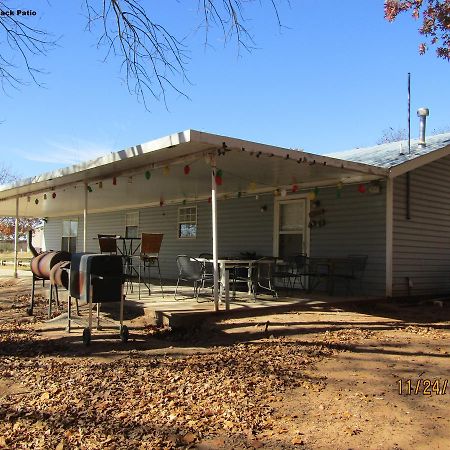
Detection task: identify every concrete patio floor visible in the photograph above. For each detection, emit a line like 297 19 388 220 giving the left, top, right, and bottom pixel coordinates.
123 279 374 328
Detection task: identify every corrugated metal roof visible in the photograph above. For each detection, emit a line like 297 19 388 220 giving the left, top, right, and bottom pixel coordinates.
326 132 450 169
0 129 386 217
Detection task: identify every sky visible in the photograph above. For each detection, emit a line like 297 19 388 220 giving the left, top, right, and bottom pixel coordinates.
1 0 450 179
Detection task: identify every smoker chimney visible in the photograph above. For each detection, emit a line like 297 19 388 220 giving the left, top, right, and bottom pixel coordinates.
417 107 429 147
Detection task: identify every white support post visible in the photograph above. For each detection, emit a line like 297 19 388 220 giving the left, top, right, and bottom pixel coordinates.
83 182 88 252
13 196 19 278
386 177 394 297
211 156 219 311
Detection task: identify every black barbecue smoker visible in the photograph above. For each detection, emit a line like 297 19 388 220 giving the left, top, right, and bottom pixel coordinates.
68 253 129 345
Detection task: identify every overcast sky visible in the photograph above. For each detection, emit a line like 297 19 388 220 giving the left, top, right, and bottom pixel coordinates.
2 1 450 179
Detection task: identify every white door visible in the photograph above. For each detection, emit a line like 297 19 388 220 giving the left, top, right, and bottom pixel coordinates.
274 198 309 258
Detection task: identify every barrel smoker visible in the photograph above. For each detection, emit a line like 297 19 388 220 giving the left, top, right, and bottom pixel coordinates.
68 253 128 346
28 230 71 316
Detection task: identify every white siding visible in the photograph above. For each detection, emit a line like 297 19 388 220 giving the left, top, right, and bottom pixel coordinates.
42 218 64 251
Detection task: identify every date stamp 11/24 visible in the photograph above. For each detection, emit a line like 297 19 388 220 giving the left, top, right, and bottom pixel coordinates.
397 379 448 396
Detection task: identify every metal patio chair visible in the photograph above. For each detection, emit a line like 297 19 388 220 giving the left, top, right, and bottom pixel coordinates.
273 254 310 289
175 255 212 301
254 257 278 298
305 257 334 294
198 252 214 289
138 233 164 299
342 254 368 295
290 254 313 289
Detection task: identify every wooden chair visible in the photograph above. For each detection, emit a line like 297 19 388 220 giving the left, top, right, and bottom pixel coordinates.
138 233 164 298
98 234 118 254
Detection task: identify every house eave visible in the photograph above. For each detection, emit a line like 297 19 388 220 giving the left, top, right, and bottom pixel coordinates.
387 143 450 178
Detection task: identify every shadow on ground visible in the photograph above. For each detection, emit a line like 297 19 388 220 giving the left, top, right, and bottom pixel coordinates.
1 294 448 359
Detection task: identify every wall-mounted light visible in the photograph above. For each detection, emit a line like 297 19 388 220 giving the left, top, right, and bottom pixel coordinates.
368 181 382 194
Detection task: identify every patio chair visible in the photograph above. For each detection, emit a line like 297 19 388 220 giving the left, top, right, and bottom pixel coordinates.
273 254 309 289
272 254 319 291
198 253 214 289
341 254 368 295
306 258 334 293
254 257 278 298
175 255 212 301
98 234 118 254
309 255 368 295
138 233 164 299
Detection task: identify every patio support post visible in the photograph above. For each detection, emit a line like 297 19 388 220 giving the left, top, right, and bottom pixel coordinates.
386 177 394 297
83 182 88 252
211 155 219 311
13 196 19 278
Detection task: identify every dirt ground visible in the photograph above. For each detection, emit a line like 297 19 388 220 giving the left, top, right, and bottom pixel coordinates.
0 276 449 449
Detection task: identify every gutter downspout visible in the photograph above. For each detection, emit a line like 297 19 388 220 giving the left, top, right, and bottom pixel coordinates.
83 182 88 252
13 196 19 278
386 177 394 297
211 156 219 312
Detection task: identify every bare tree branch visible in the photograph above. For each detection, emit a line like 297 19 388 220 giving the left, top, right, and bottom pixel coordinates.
0 2 57 91
377 124 450 145
84 0 190 110
0 1 285 108
83 0 286 109
376 127 408 144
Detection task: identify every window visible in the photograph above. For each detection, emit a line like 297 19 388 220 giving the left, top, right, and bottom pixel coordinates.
276 200 307 258
125 211 139 238
178 206 197 238
61 219 78 253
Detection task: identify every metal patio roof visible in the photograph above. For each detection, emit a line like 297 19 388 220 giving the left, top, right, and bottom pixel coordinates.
0 129 387 218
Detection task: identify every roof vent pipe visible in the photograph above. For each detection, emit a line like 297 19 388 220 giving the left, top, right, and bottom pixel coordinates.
417 107 429 147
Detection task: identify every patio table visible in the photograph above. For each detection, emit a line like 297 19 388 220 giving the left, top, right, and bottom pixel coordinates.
197 258 283 303
96 235 141 257
219 259 257 297
97 236 141 292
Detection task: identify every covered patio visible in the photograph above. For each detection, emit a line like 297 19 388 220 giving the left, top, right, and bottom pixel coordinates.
2 266 377 334
0 129 388 316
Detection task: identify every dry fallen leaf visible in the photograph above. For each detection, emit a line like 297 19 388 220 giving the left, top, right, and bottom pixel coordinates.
181 432 196 444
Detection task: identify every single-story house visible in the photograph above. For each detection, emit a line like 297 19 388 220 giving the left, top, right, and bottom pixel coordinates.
1 127 449 299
